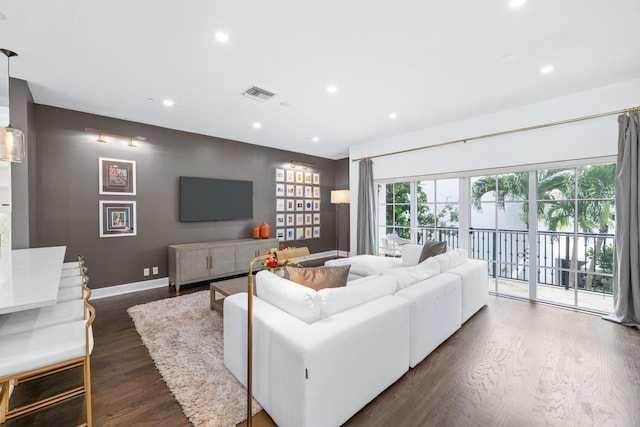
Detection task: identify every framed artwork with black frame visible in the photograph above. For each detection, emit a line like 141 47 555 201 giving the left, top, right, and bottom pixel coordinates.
99 157 136 195
99 200 136 237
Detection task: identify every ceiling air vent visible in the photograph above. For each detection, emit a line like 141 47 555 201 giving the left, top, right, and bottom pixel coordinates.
242 86 276 102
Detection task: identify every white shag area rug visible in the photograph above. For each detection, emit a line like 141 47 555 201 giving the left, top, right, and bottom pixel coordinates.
127 290 261 427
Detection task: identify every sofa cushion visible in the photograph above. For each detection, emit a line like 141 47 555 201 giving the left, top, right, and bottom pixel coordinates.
431 248 468 272
255 270 321 324
318 275 397 318
401 244 423 266
325 255 402 277
287 265 351 291
381 258 441 290
418 240 448 263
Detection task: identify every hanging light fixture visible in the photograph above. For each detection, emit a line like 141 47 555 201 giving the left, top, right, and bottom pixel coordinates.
0 49 25 163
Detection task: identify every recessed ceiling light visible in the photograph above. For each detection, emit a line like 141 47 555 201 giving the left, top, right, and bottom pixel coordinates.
509 0 526 8
326 84 337 94
540 65 554 74
252 122 262 129
311 137 320 143
214 32 229 43
163 99 174 107
388 113 397 119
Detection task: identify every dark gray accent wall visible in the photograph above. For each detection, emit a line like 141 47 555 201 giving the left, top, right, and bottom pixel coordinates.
9 78 34 249
33 105 342 288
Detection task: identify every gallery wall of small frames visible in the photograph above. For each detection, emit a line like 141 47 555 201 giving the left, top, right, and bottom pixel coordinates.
275 168 321 242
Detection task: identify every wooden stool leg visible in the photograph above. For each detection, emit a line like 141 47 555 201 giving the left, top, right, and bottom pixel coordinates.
0 380 9 423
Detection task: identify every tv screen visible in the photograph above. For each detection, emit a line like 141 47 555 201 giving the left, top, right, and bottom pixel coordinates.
180 176 253 222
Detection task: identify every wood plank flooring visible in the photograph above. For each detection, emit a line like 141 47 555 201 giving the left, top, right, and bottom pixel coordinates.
5 280 640 426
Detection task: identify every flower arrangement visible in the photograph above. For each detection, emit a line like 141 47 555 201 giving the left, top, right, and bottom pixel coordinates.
263 244 302 274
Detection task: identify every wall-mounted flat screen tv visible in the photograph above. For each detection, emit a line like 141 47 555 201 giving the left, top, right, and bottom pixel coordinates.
180 176 253 222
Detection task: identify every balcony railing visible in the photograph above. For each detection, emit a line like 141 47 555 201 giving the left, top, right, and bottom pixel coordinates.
380 226 614 295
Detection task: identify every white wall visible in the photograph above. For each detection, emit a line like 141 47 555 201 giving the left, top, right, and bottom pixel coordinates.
348 77 640 254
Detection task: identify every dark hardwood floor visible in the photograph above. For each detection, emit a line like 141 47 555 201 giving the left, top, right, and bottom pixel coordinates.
6 279 640 427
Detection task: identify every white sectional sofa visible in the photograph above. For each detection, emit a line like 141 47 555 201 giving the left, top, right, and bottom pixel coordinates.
224 248 488 427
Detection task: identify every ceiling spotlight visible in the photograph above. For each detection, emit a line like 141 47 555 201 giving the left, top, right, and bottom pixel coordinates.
97 134 106 143
388 113 397 119
252 122 262 129
128 138 137 147
311 137 320 143
215 32 229 43
509 0 526 8
326 84 337 94
540 65 554 74
163 99 174 107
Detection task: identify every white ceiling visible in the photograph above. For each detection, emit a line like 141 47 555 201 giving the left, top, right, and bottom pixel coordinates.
0 0 638 160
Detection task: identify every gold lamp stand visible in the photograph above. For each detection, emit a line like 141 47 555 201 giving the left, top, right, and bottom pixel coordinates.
239 247 310 427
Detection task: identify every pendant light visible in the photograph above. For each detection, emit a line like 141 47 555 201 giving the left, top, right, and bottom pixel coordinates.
0 49 25 163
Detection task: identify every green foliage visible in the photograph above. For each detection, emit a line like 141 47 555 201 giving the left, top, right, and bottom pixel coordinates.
586 244 614 273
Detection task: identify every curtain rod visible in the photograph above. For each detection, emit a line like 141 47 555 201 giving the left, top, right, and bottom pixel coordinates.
352 105 640 163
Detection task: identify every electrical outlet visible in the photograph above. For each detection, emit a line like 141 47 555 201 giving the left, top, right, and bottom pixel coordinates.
143 268 150 276
152 266 158 275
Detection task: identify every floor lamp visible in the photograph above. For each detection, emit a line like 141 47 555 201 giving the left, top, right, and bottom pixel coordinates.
331 190 350 257
241 246 310 427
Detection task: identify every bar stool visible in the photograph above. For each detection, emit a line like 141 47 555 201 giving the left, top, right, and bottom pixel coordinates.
0 300 95 426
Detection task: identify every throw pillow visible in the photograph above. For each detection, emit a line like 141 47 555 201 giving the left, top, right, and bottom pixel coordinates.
288 265 351 291
418 240 447 263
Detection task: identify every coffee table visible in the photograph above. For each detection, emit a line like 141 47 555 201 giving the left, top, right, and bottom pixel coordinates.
210 276 252 314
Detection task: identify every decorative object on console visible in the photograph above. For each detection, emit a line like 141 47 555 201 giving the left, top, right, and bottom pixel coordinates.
331 189 350 256
418 240 447 263
244 246 310 427
287 264 351 291
0 49 26 163
252 226 260 239
259 222 270 239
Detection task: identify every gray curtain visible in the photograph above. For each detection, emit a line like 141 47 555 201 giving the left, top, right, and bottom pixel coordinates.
604 111 640 327
357 159 376 255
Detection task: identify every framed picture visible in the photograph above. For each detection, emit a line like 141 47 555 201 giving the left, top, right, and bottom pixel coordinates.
296 227 305 240
313 213 321 224
286 213 295 226
296 213 305 225
295 171 304 183
99 157 136 195
276 228 285 241
304 172 313 184
313 200 320 211
276 168 285 182
313 226 321 238
304 186 313 198
286 228 295 240
99 200 136 238
276 198 285 211
313 186 320 198
305 199 313 211
276 183 285 197
286 199 295 211
295 185 304 197
296 199 305 211
286 170 295 183
305 227 313 238
313 173 320 185
276 213 285 227
304 213 312 225
286 184 295 197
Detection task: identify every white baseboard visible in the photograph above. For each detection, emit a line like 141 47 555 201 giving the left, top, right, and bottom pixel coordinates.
91 250 338 300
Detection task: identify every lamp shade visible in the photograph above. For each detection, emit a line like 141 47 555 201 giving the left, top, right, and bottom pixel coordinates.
0 126 26 162
331 189 350 204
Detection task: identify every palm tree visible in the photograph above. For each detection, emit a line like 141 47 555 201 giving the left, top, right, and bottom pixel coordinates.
471 165 615 289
